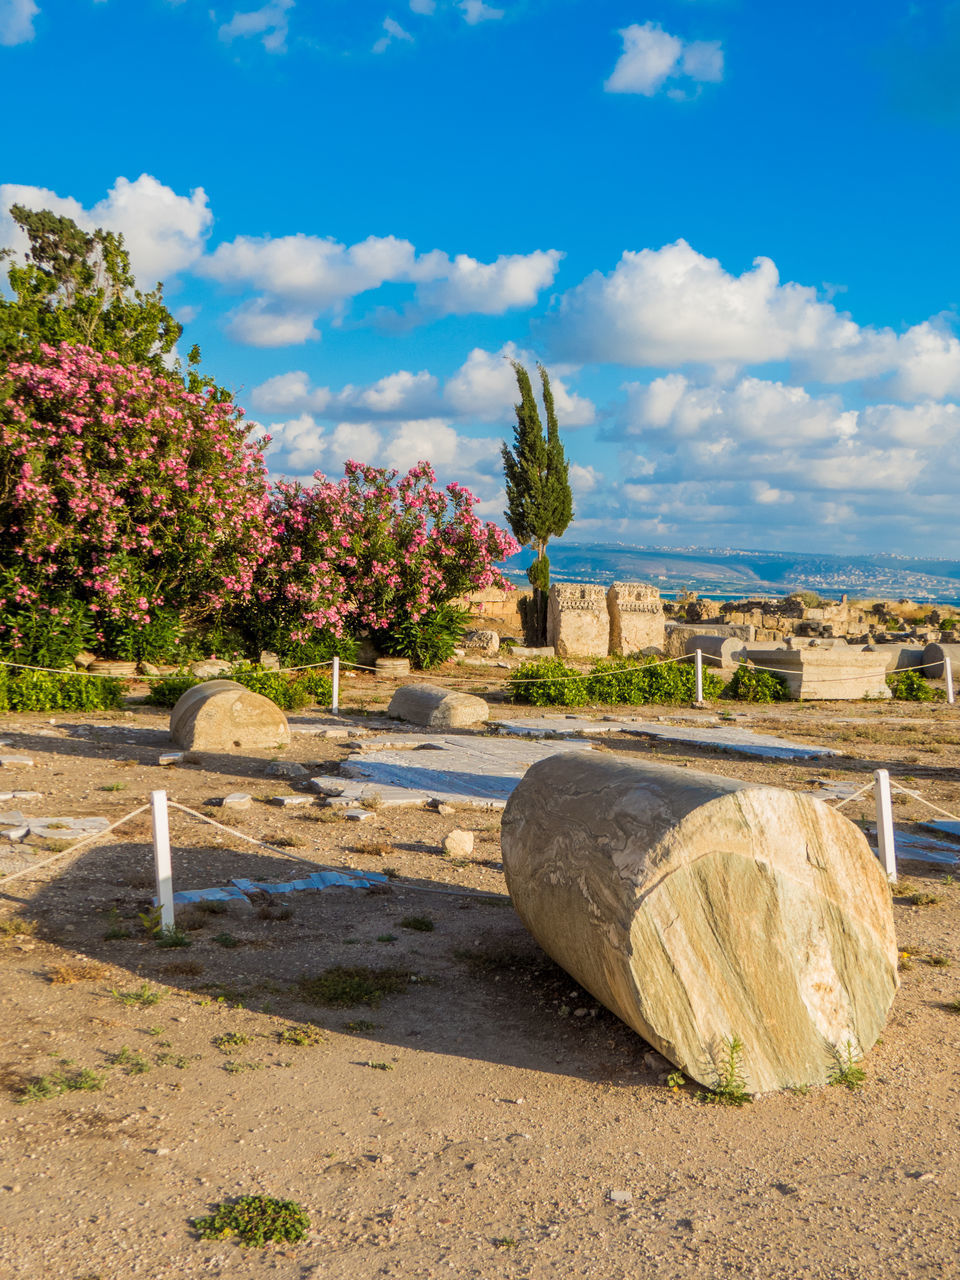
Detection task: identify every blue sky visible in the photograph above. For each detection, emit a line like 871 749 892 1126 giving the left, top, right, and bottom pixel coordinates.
3 0 960 556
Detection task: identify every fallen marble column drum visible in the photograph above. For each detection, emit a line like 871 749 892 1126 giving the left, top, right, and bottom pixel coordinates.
170 680 291 751
501 753 897 1094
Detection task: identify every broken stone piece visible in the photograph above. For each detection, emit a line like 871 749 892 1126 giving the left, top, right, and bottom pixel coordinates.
375 657 411 677
345 810 375 822
189 659 233 677
158 752 184 766
12 791 41 801
501 752 898 1095
271 794 313 807
169 680 291 752
259 650 281 670
264 761 309 780
0 757 34 768
463 629 500 655
442 829 474 858
220 793 252 810
387 684 489 730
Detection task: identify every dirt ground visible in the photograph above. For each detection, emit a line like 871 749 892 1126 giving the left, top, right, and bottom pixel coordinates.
1 670 959 1279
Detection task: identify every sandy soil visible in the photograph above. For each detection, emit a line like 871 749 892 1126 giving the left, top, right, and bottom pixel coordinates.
1 672 959 1279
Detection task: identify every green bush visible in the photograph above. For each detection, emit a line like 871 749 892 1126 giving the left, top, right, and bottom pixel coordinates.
507 655 724 707
723 664 789 703
193 1195 310 1247
887 669 944 702
507 657 591 706
146 664 333 711
0 667 124 713
376 603 468 669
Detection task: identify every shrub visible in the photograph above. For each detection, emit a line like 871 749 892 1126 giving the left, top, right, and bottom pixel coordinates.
0 342 272 662
193 1195 310 1248
887 670 944 702
378 602 468 669
723 664 789 703
507 655 724 707
0 667 124 713
146 664 333 711
507 657 591 706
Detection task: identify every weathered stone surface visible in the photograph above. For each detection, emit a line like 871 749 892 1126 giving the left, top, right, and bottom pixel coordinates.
259 650 281 670
190 659 233 678
510 645 556 660
138 662 161 677
547 583 609 658
387 683 489 729
664 622 755 658
607 582 665 655
170 680 291 751
864 644 925 674
501 753 898 1094
376 657 411 677
746 648 890 700
921 642 960 680
0 757 34 768
220 792 252 810
681 634 748 673
442 828 474 858
88 660 137 676
463 629 500 655
73 650 97 669
264 760 309 779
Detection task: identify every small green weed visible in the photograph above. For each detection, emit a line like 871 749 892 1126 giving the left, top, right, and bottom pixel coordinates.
296 966 409 1008
909 892 941 907
493 1237 519 1250
926 954 950 967
16 1067 104 1103
100 782 126 792
111 983 163 1007
213 1032 250 1053
222 1060 262 1074
213 933 240 948
699 1035 751 1106
829 1042 866 1090
0 916 38 937
108 1046 151 1075
192 1195 310 1247
156 1052 193 1069
944 999 960 1014
399 916 434 932
665 1070 686 1091
343 1019 377 1033
277 1025 325 1047
103 907 132 941
376 934 398 943
154 926 192 949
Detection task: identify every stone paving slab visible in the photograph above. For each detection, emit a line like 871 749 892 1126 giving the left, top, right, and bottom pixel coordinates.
317 735 596 811
491 714 721 739
619 723 840 761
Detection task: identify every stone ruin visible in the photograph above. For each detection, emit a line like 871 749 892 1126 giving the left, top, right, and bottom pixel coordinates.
502 752 898 1094
546 581 666 658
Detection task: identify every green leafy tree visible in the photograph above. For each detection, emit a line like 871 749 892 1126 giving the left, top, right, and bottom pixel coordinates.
501 360 573 611
0 205 182 372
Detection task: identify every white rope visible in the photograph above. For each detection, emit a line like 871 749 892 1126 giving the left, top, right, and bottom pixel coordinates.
166 802 328 869
0 804 150 886
831 780 876 810
888 782 960 825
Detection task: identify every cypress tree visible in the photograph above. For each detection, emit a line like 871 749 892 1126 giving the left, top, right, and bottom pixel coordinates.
501 361 573 631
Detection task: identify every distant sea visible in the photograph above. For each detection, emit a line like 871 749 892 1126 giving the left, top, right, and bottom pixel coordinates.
503 544 960 605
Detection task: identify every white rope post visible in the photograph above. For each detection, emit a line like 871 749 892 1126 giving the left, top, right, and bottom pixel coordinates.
151 789 175 930
694 648 704 705
945 653 955 705
332 655 340 715
873 769 897 883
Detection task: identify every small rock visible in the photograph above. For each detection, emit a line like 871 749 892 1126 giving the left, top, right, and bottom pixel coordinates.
189 659 233 677
259 651 281 671
345 810 375 822
220 793 252 810
463 629 500 656
442 829 474 858
271 795 313 807
138 662 161 677
0 793 11 802
608 1190 632 1205
158 752 184 766
436 803 455 816
221 896 255 918
5 826 29 842
573 1007 589 1018
319 728 350 740
11 791 41 801
0 757 34 768
73 651 97 670
265 761 309 780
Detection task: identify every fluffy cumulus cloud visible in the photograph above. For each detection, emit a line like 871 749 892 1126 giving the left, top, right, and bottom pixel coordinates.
373 16 414 54
200 230 562 345
576 370 960 548
0 174 212 283
541 239 960 401
219 0 294 53
0 0 39 46
251 343 595 427
605 22 723 99
460 0 503 23
261 412 507 514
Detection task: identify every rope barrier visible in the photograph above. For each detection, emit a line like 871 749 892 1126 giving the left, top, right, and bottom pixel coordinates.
831 780 876 810
166 802 329 870
888 782 960 826
0 804 150 887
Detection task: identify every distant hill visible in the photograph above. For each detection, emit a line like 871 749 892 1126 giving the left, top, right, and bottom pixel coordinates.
503 544 960 604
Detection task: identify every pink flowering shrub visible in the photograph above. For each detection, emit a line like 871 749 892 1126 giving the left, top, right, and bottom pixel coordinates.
0 342 273 662
247 461 519 665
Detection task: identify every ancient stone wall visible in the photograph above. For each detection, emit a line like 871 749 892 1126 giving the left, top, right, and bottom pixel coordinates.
547 583 609 658
607 582 665 654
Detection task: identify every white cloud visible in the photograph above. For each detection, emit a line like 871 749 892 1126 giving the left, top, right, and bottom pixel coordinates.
443 344 595 425
219 0 294 53
0 174 212 284
418 249 562 316
460 0 503 24
605 22 723 98
251 344 595 429
410 0 436 11
201 230 560 343
542 238 960 400
373 16 414 54
0 0 38 45
224 299 321 347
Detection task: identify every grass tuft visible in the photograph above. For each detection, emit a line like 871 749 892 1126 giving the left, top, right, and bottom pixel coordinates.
296 965 409 1008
